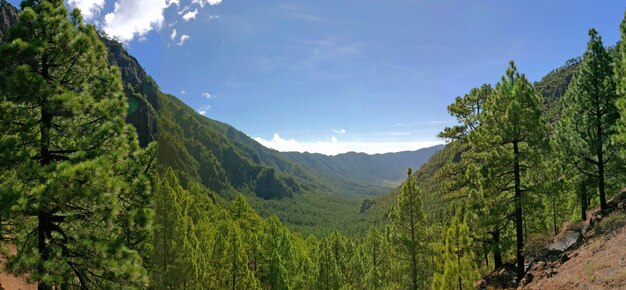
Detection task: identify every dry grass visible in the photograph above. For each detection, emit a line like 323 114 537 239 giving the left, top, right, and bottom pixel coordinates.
524 212 626 290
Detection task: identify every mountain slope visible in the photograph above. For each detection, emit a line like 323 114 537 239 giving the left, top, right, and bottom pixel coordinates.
523 211 626 289
283 145 443 188
364 57 581 222
0 2 443 235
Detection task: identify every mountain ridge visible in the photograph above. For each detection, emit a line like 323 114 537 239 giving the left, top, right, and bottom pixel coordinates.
0 1 441 235
283 145 443 187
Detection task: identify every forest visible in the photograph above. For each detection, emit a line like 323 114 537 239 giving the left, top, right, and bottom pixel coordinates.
1 0 626 289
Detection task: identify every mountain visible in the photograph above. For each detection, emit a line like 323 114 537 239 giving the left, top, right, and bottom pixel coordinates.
0 2 441 235
283 145 443 188
521 193 626 289
0 1 17 43
363 57 582 221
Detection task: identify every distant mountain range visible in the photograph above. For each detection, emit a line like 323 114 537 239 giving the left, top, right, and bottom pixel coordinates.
283 146 443 188
0 1 442 234
0 1 588 235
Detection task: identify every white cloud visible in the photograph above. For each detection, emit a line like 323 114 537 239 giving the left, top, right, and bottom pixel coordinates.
202 92 213 99
198 105 211 115
208 15 220 21
177 34 190 46
181 90 186 95
177 6 189 15
333 129 346 134
67 0 105 20
103 0 172 42
254 133 442 156
170 29 177 40
182 9 198 21
95 0 223 42
193 0 223 8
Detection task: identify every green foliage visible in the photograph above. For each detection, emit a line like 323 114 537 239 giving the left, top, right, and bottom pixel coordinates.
362 228 391 289
0 1 153 288
535 57 580 121
283 146 442 188
390 169 431 290
557 29 621 212
155 91 377 236
432 215 479 290
616 11 626 163
6 2 626 289
439 84 492 142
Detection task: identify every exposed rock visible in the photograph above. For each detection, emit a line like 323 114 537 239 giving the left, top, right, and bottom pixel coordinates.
531 261 546 272
0 0 19 43
0 1 158 148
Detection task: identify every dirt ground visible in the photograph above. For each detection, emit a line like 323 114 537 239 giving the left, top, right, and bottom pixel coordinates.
0 245 36 290
524 226 626 289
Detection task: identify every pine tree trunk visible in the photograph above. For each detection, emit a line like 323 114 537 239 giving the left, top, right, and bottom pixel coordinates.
580 181 588 221
38 55 52 290
482 241 489 267
597 104 607 211
232 245 237 290
37 211 51 290
492 231 503 270
410 209 418 290
513 141 525 283
598 147 607 211
457 233 462 290
553 193 558 236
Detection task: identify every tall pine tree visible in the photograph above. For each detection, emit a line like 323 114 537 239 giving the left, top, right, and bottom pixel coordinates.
557 28 619 213
470 62 548 282
0 1 152 288
432 215 479 290
390 168 429 290
617 11 626 147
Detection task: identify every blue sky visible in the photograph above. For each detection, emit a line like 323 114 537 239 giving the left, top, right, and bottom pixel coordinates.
8 1 626 154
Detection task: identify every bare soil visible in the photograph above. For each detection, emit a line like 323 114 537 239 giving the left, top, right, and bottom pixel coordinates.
523 225 626 289
0 245 36 290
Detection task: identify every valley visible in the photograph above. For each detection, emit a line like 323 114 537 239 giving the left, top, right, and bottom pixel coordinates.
1 1 626 289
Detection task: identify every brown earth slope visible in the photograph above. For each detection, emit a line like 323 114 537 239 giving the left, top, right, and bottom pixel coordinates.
523 221 626 289
521 191 626 289
0 246 36 290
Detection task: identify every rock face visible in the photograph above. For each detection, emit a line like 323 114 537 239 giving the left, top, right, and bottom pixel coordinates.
0 2 302 201
0 1 158 147
99 36 158 147
0 0 19 43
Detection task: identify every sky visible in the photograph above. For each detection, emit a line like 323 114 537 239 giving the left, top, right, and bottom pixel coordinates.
7 0 626 155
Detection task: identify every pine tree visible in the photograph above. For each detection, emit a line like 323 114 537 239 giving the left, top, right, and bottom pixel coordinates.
212 220 260 290
268 249 289 290
262 215 292 289
617 11 626 147
432 215 479 290
151 171 179 288
390 168 429 290
362 228 390 289
438 84 509 271
151 169 200 288
470 62 549 282
557 28 619 213
439 84 493 142
0 1 152 288
315 235 343 290
291 234 315 289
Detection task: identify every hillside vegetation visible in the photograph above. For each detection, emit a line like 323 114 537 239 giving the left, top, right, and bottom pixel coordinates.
0 1 444 236
2 1 626 289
